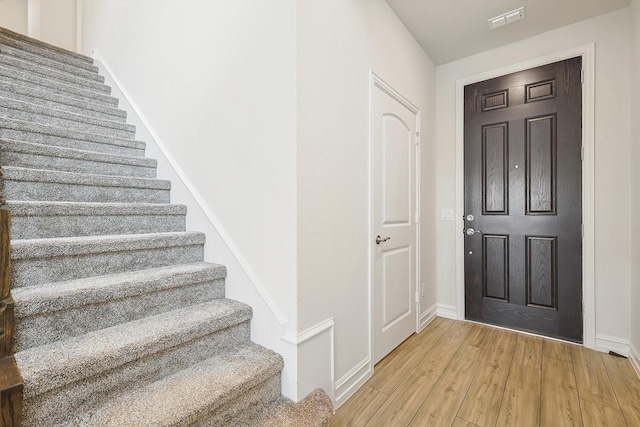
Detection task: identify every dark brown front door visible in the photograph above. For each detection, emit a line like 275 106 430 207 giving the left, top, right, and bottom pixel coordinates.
464 57 583 343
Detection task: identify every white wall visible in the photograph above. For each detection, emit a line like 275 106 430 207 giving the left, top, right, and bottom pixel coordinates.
435 9 632 347
0 0 27 33
0 0 77 51
82 0 300 397
39 0 77 51
296 0 436 405
630 0 640 372
82 0 298 328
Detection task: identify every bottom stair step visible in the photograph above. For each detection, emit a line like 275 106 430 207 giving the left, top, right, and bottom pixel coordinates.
78 343 284 427
236 389 333 427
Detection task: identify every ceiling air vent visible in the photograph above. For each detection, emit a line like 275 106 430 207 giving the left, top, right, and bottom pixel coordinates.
488 7 525 30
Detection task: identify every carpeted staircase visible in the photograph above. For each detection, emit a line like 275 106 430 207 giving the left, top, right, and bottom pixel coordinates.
0 26 332 426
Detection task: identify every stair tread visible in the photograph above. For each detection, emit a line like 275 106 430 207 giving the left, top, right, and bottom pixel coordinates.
12 261 225 316
3 166 169 189
83 343 282 427
0 138 155 168
0 65 117 106
15 298 253 397
0 95 134 133
0 79 126 120
0 26 94 66
239 389 333 427
10 231 205 259
8 200 184 216
0 38 103 81
0 117 144 151
0 53 110 93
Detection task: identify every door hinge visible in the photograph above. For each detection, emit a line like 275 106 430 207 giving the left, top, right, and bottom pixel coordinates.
415 292 420 303
582 223 584 238
581 68 584 84
581 145 584 160
415 212 419 223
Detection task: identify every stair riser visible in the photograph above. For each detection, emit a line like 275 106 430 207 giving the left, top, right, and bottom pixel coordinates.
0 105 135 140
0 149 156 180
21 322 252 427
0 28 96 72
195 376 282 427
0 128 144 156
0 84 127 123
0 54 110 94
15 278 225 351
0 69 118 107
11 212 183 239
0 41 103 82
3 179 170 204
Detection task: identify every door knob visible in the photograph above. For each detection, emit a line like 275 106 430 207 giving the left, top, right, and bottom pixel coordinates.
465 228 482 236
375 235 391 244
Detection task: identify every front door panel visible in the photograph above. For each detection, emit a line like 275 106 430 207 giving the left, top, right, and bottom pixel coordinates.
464 58 583 342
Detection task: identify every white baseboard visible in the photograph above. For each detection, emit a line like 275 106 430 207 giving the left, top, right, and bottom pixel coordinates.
419 304 437 331
334 357 372 409
436 303 458 320
630 342 640 379
595 334 630 357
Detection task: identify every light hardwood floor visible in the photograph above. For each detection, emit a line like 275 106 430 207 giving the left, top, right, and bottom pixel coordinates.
331 317 640 427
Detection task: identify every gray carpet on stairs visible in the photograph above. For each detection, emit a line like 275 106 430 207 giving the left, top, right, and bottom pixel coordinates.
0 25 332 426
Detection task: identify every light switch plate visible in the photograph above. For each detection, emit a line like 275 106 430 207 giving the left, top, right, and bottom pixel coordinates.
441 209 454 222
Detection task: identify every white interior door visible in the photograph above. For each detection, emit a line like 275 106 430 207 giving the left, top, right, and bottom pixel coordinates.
373 81 418 364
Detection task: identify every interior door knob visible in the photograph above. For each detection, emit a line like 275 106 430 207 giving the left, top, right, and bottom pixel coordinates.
465 228 482 236
375 235 391 244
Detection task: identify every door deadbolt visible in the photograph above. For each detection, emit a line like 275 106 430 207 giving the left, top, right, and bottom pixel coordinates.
465 214 474 222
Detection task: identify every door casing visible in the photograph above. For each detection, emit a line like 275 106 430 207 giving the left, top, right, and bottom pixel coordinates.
454 44 595 348
369 71 421 370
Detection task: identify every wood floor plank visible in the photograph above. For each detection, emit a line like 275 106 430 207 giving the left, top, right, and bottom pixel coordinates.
512 334 543 369
541 357 582 426
452 418 481 427
463 323 494 349
409 344 485 427
374 335 418 372
366 341 433 396
329 385 388 427
412 317 455 352
423 316 456 334
601 353 640 426
495 364 541 427
457 329 518 427
571 346 618 409
415 321 473 376
364 369 439 427
579 398 627 427
543 339 574 363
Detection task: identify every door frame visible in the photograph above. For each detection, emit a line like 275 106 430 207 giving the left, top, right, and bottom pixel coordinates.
454 44 596 348
368 71 421 369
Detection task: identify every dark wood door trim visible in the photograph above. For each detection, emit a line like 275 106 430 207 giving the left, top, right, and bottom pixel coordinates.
452 45 596 348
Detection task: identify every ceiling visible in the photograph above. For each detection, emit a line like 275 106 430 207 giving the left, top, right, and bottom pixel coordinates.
385 0 631 65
